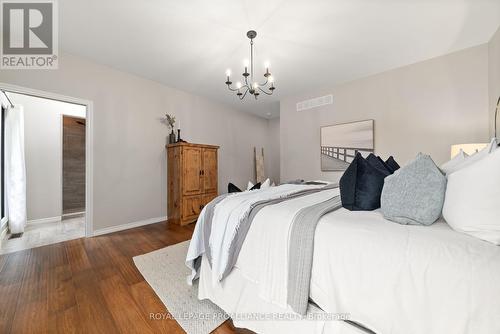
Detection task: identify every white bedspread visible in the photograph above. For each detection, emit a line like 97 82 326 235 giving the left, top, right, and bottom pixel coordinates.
186 184 323 284
235 197 500 334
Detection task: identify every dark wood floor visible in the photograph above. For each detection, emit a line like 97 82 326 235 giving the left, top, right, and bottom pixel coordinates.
0 221 251 334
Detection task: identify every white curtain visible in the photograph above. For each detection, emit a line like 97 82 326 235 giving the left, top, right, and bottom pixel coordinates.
4 105 27 234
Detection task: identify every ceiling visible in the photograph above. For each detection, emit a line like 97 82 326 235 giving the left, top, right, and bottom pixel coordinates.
60 0 500 118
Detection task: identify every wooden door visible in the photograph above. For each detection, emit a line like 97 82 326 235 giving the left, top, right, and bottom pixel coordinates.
183 147 202 195
202 148 218 194
62 116 86 214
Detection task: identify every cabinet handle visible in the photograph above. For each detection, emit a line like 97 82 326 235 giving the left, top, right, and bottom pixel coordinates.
201 170 205 176
199 170 202 176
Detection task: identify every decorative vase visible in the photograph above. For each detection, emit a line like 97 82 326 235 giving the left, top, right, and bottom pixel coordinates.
169 130 176 144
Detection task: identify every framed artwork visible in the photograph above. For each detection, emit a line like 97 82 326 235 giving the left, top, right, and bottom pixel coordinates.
320 119 374 171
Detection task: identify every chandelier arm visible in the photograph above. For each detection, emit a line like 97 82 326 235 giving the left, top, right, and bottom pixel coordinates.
227 84 239 92
257 78 269 87
257 87 273 95
239 87 250 100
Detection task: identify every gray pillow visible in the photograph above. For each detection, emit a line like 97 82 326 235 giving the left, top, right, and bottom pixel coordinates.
381 153 447 226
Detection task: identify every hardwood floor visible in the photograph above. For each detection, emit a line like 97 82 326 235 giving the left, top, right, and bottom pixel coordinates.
0 221 252 334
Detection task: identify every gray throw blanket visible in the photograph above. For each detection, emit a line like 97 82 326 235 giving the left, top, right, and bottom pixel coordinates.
287 194 342 315
219 183 338 280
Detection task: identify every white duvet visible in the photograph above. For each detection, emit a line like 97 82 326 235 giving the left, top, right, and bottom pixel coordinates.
234 193 500 334
186 184 323 284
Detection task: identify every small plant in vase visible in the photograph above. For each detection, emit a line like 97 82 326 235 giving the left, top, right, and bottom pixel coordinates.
164 113 176 144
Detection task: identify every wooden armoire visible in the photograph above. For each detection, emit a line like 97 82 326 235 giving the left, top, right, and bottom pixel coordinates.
167 142 219 225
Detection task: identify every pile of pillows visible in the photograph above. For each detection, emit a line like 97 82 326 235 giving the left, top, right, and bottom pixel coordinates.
227 178 272 193
339 138 500 245
339 153 400 211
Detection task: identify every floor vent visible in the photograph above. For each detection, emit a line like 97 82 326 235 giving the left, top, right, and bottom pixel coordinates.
296 94 333 112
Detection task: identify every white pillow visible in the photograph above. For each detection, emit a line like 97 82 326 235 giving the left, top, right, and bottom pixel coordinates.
261 178 271 189
247 181 255 191
440 149 468 175
443 147 500 245
446 138 498 175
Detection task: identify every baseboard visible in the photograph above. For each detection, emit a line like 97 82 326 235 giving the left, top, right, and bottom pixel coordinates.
62 211 85 218
27 216 62 225
92 216 167 237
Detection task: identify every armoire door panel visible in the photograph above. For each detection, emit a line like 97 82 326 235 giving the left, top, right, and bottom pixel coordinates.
203 148 218 194
183 147 202 195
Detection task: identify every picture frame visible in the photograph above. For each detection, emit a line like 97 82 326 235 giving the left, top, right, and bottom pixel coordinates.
320 119 374 171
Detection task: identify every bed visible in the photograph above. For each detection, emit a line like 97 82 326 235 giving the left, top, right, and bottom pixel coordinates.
186 184 500 334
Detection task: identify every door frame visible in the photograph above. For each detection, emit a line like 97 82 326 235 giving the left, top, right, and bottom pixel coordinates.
0 82 94 237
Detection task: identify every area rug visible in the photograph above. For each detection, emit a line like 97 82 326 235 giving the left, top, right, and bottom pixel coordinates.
133 240 227 334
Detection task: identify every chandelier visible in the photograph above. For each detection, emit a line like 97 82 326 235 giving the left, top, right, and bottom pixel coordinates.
225 30 275 100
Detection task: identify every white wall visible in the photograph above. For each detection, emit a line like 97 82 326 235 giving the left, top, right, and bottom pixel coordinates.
0 52 277 232
8 93 86 222
280 45 490 182
489 26 500 137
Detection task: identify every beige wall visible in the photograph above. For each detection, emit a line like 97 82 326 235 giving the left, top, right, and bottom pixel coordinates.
489 26 500 137
1 52 276 232
267 117 281 184
280 45 490 182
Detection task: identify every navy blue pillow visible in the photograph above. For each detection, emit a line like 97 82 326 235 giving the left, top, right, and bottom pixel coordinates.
385 156 400 173
227 182 261 193
228 183 242 193
340 153 390 211
251 182 261 191
367 154 393 174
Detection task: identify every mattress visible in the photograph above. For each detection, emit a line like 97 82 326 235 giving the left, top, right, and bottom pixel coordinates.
234 202 500 334
308 209 500 333
198 255 365 334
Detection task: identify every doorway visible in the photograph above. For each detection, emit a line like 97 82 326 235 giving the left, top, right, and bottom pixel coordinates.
0 84 93 254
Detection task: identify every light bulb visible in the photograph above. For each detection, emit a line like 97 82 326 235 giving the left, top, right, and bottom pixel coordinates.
264 61 270 69
225 69 231 77
243 59 249 67
268 76 274 83
253 82 258 89
236 82 242 89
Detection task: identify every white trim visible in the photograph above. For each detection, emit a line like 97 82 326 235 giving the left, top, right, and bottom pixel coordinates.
62 211 85 218
93 216 167 236
1 217 8 229
0 217 8 247
0 82 94 238
27 216 62 225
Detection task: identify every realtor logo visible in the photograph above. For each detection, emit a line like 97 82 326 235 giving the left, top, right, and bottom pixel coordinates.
1 0 58 69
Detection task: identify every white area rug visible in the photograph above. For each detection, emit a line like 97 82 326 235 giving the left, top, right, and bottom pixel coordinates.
133 240 227 334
